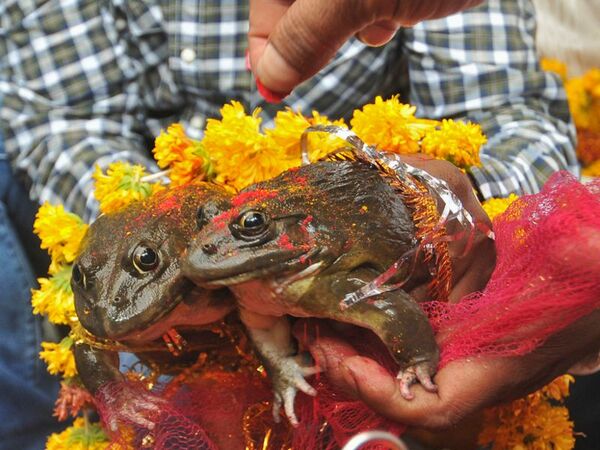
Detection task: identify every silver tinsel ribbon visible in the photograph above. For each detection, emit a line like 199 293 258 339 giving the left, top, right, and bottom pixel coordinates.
300 125 493 309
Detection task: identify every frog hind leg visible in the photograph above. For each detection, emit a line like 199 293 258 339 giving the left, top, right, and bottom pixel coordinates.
328 289 439 399
238 307 320 426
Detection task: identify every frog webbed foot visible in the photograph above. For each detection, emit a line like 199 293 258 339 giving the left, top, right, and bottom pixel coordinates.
100 384 168 432
396 360 438 400
271 355 320 426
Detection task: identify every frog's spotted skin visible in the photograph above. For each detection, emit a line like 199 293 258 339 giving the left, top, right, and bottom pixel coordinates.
183 161 440 425
71 183 236 401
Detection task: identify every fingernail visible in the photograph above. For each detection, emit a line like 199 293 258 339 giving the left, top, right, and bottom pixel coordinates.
255 77 288 104
245 50 251 71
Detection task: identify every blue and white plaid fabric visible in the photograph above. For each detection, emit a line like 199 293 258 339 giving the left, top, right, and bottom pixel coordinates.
0 0 577 221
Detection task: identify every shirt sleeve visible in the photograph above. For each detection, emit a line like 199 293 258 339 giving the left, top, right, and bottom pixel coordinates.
403 0 578 199
0 1 164 223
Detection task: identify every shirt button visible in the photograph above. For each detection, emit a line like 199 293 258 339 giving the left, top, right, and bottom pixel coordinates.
180 48 196 63
190 115 205 130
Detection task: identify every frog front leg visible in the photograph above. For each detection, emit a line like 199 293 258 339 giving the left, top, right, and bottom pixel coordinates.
73 343 164 430
328 289 439 399
238 307 319 426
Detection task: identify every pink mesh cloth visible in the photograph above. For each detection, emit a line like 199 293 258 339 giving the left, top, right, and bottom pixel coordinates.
427 172 600 365
95 172 600 448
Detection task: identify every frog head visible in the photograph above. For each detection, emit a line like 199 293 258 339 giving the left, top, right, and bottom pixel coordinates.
183 161 417 288
72 183 232 339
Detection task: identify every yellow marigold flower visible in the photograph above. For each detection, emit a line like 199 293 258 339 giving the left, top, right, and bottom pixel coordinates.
267 108 348 163
541 375 574 401
566 69 600 133
479 378 575 450
40 337 77 377
203 101 293 190
420 119 485 169
34 203 88 268
582 159 600 177
481 193 520 221
350 95 438 154
540 57 568 82
153 123 214 186
93 163 165 214
566 77 591 130
31 264 76 325
46 417 119 450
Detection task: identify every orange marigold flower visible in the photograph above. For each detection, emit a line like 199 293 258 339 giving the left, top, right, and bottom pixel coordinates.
576 129 600 165
566 69 600 133
478 376 575 450
582 159 600 178
153 123 214 186
420 119 485 169
54 381 95 421
350 95 438 154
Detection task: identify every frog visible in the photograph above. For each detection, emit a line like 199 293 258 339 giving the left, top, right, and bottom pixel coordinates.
70 182 236 427
182 160 440 426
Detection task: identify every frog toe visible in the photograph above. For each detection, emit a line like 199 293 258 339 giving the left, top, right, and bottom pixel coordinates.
271 356 318 425
396 361 437 399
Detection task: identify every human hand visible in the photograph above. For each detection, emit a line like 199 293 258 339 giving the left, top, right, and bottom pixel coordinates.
295 208 600 428
298 307 600 429
248 0 482 99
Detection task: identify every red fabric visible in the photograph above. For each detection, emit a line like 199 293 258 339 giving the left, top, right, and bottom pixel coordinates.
428 172 600 366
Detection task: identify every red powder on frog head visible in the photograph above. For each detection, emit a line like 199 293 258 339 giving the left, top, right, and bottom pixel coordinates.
155 194 181 214
277 233 295 250
231 189 277 208
212 208 240 230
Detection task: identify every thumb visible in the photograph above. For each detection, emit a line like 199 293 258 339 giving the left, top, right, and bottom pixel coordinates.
249 0 398 95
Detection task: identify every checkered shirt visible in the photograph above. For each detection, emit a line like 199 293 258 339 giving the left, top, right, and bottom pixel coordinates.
0 0 578 221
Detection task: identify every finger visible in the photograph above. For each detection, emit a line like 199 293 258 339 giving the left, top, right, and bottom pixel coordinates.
341 357 515 429
247 0 292 72
251 0 397 94
355 20 399 47
393 0 484 25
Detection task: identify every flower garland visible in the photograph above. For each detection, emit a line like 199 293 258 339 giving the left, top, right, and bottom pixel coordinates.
31 96 573 449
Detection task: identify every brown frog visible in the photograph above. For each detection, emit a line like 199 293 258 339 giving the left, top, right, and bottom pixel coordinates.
182 160 440 426
71 182 236 426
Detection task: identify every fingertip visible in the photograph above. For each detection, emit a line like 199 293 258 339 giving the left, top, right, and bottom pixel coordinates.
254 43 299 100
255 77 288 104
356 21 399 47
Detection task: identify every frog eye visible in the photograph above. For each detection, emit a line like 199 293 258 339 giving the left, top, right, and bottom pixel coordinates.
235 210 269 238
71 263 87 289
132 245 159 273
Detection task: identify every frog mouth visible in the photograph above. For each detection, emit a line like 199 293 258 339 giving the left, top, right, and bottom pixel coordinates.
185 247 321 287
107 283 201 342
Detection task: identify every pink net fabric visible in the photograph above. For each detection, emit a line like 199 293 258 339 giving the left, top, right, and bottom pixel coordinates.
427 172 600 365
95 172 600 448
